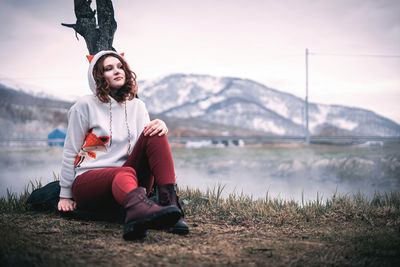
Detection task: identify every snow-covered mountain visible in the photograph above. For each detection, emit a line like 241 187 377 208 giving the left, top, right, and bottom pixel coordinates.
139 74 400 136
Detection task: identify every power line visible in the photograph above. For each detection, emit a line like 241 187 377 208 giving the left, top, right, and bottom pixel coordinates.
0 75 78 80
309 52 400 58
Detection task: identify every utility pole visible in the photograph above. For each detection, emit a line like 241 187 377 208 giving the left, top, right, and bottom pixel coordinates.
305 48 310 145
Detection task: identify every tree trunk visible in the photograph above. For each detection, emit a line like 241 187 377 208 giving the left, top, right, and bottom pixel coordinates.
61 0 117 55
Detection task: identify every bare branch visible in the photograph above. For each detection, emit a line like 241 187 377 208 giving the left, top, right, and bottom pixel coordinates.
61 23 80 40
61 23 76 29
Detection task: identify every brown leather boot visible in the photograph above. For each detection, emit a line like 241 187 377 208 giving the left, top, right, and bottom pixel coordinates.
123 187 181 240
157 184 189 235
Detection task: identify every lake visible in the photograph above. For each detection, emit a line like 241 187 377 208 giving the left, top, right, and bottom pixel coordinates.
1 143 399 202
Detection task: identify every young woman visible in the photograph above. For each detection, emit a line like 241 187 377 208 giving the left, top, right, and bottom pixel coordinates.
58 50 188 240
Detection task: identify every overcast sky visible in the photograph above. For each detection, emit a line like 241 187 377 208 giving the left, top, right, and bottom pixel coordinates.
0 0 399 123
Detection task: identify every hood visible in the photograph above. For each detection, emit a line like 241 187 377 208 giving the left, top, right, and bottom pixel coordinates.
87 50 120 95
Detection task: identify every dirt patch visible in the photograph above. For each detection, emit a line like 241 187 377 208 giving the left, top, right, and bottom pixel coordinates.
1 210 399 266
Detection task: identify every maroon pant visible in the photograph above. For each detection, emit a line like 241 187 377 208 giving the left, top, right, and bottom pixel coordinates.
71 132 175 210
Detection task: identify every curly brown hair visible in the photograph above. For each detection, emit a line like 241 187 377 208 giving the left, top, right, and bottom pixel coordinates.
92 53 138 103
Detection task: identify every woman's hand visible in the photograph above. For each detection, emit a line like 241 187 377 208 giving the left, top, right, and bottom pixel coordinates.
58 197 77 212
143 119 168 136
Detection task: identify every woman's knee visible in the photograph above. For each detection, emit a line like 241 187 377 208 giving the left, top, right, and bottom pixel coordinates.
121 166 136 176
144 133 168 145
113 167 138 187
113 167 137 183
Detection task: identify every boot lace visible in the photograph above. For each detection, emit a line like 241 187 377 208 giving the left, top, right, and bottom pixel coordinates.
138 194 154 206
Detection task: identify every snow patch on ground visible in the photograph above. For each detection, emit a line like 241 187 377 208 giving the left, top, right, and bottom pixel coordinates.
188 109 206 117
177 87 191 105
315 104 331 124
330 119 358 131
292 115 303 125
310 104 331 131
199 95 225 109
140 82 168 100
253 118 286 135
261 96 289 118
266 98 289 118
234 103 245 114
184 76 224 93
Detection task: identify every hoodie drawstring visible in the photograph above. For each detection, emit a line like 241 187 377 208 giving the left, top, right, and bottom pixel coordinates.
109 100 132 155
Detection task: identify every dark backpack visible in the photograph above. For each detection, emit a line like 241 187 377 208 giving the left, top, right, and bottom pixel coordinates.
26 181 125 223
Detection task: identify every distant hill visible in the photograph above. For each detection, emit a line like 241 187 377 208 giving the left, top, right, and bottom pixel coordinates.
139 74 400 136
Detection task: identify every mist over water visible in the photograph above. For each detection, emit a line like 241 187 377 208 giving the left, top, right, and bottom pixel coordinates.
1 144 399 202
0 147 63 197
172 144 400 202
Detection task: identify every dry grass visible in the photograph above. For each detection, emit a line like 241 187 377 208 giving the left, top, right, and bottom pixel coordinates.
180 184 400 228
1 182 400 266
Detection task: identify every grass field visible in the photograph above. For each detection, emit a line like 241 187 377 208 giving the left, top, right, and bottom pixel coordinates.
1 182 399 266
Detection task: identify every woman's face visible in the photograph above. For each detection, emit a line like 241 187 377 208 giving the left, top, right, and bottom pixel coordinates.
102 56 126 90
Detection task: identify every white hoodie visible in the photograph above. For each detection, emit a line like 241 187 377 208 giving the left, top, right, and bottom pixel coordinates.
59 50 150 198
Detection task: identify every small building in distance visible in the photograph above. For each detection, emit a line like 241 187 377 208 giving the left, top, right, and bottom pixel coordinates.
48 129 67 147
